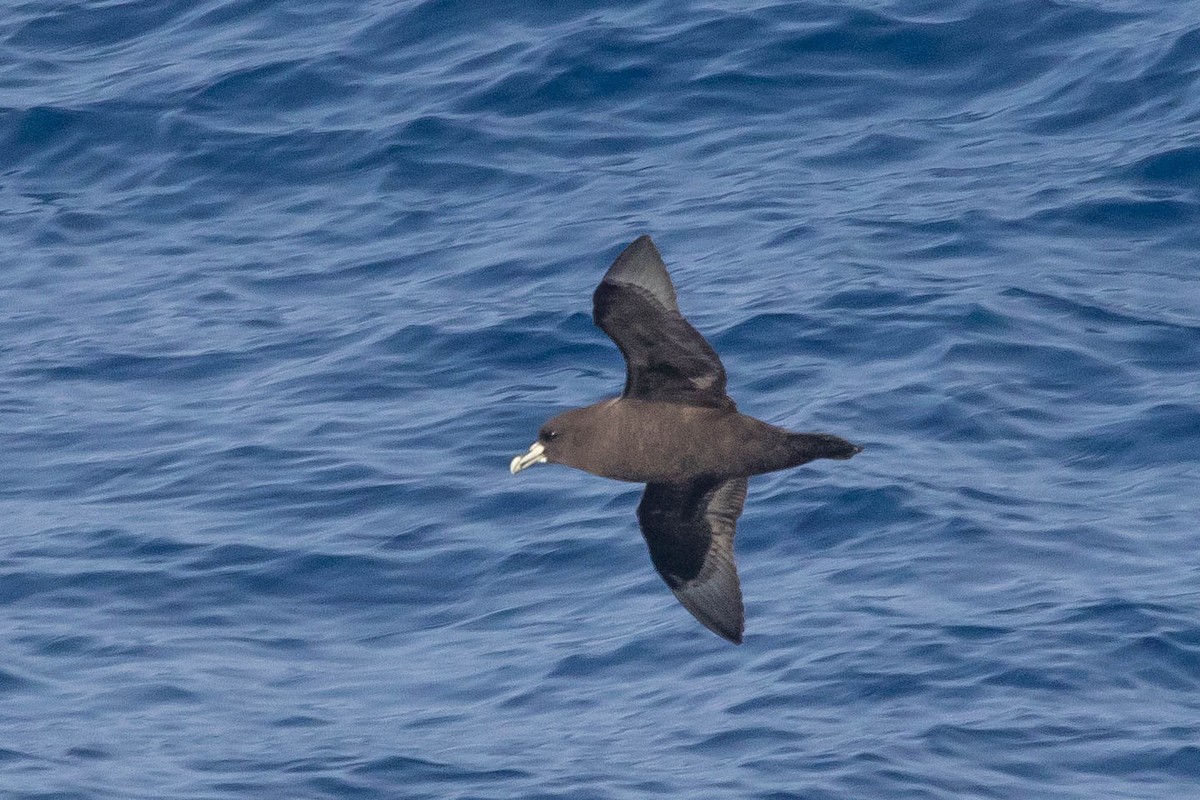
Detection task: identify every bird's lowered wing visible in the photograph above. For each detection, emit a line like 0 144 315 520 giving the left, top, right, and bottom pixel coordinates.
593 235 733 410
636 477 748 644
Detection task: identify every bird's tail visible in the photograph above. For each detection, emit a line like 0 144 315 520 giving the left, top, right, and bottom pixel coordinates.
785 432 862 464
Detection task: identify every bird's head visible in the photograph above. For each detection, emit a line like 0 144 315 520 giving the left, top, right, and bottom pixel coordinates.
509 407 595 475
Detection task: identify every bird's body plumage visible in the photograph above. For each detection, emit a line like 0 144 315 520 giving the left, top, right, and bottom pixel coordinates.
511 235 860 644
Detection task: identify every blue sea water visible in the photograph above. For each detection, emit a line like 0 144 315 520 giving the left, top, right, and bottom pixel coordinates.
2 0 1200 797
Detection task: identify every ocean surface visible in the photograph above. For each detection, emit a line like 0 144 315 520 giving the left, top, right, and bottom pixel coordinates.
2 1 1199 798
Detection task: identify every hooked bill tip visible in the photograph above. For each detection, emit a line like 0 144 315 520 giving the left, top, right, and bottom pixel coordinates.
509 442 547 475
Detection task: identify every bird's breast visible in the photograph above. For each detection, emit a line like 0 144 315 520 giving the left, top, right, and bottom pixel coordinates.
583 400 755 483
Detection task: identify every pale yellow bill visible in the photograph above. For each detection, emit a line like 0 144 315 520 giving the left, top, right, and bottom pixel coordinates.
509 442 547 475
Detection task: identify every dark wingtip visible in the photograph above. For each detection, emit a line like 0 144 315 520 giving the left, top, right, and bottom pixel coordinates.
708 624 742 645
629 233 656 248
612 234 662 267
600 234 679 312
711 616 744 645
684 607 744 646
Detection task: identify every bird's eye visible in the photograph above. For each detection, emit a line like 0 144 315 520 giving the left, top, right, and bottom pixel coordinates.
541 429 559 442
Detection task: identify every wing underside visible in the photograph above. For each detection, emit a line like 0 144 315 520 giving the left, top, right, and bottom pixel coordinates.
636 477 748 644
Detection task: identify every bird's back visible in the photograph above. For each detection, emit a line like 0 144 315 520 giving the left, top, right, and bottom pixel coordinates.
564 398 831 483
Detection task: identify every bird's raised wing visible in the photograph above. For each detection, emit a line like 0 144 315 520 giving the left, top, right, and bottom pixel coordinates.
636 477 748 644
593 235 733 410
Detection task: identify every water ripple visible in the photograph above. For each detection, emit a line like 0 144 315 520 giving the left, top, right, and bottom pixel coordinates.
3 1 1200 798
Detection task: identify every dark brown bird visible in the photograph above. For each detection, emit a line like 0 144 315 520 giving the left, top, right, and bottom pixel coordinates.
510 235 860 644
